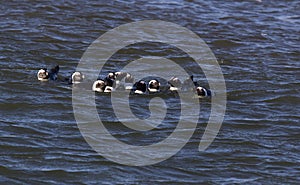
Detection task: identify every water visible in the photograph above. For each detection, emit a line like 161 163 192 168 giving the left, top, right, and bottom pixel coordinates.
1 0 299 184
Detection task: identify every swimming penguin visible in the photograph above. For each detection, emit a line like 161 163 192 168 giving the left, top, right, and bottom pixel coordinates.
104 76 114 88
148 79 160 93
196 86 212 97
114 71 134 90
70 71 85 84
92 80 106 92
168 77 182 91
133 80 147 94
37 65 59 81
124 73 134 90
106 72 116 81
115 71 127 80
105 72 116 85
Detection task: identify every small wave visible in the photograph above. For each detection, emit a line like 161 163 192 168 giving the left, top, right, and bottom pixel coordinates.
211 39 243 48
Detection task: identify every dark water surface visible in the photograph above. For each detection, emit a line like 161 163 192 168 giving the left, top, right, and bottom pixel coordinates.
1 0 299 184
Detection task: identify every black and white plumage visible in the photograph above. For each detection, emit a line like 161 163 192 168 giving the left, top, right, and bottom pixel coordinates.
115 72 134 90
92 72 133 93
182 75 212 97
37 68 48 81
168 77 182 91
133 80 147 94
92 80 106 92
124 73 134 90
148 79 160 93
92 78 114 93
196 86 212 97
105 72 116 85
70 71 85 84
37 65 59 81
115 72 127 80
97 72 116 92
106 72 116 80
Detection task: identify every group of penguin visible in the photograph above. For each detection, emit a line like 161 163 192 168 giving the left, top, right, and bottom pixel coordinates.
37 65 212 97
